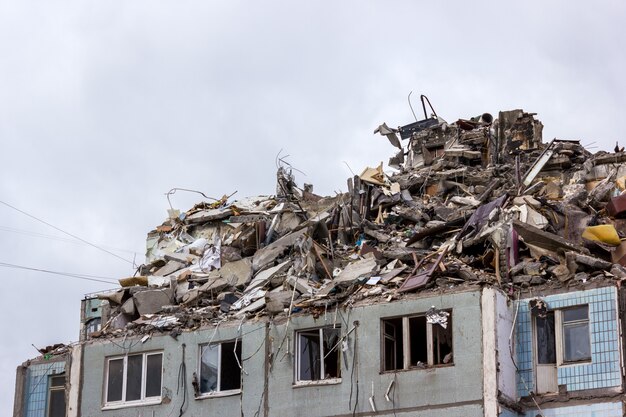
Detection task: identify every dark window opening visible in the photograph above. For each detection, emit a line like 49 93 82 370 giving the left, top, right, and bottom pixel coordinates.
383 318 403 371
409 316 428 366
381 311 453 372
432 315 453 365
48 375 66 417
536 311 556 364
200 340 242 394
296 327 341 382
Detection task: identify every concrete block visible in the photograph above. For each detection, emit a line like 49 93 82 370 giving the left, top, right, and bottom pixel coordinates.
133 289 173 315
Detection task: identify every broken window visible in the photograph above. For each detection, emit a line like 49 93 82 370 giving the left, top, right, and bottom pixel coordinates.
535 311 556 365
86 318 101 335
47 374 66 417
104 352 162 406
296 327 341 382
382 311 453 372
199 340 242 394
561 305 591 363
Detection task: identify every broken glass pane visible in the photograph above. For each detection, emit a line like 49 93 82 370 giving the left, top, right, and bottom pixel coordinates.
298 330 321 381
145 354 162 398
200 344 219 393
536 312 556 364
322 328 341 378
126 354 143 401
106 359 123 402
220 341 242 390
433 314 453 365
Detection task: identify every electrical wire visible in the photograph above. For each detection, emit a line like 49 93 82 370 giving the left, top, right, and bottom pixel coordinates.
0 199 134 265
0 261 119 284
0 225 138 254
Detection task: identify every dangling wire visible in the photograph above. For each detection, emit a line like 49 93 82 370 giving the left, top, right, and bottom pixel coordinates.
177 343 188 417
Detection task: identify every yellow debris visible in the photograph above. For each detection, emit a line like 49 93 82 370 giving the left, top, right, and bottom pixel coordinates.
582 224 621 246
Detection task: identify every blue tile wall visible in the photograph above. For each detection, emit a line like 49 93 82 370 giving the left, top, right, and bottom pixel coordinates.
515 286 621 398
524 401 623 417
23 360 66 417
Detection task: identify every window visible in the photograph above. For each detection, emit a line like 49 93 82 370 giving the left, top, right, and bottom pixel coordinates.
86 318 101 335
559 305 591 363
104 352 163 407
199 340 242 395
533 304 591 393
295 327 341 382
47 374 66 417
382 311 453 372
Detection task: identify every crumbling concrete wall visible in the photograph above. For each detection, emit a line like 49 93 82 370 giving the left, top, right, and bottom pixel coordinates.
80 288 490 417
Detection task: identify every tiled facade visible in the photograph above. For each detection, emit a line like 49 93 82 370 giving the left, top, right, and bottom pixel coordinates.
23 360 66 417
523 401 623 417
515 286 621 397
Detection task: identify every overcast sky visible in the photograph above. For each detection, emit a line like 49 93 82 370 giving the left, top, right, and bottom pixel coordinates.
1 1 625 415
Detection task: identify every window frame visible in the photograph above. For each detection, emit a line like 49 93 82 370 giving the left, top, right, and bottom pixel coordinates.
47 374 66 417
294 326 342 385
197 339 242 398
555 305 592 366
103 351 163 409
380 311 454 373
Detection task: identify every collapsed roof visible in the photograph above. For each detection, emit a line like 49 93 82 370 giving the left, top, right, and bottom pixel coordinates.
88 101 626 340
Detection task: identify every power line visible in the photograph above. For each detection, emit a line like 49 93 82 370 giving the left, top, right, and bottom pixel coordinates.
0 261 119 285
0 199 134 265
0 225 139 255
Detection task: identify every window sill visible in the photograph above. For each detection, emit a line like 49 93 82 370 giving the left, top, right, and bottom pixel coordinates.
102 398 161 410
380 363 454 374
558 360 592 367
195 389 241 400
293 378 341 388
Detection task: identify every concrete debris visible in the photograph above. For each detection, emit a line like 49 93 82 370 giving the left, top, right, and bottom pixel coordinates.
85 105 626 340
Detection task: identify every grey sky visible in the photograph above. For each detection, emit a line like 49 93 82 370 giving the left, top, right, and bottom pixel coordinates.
1 1 625 415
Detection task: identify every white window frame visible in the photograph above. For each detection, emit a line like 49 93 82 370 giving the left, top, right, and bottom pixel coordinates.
381 312 453 372
103 351 163 409
294 326 342 385
555 305 592 366
197 339 242 398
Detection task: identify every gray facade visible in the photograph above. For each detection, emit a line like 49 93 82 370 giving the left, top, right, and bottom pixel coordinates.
77 287 503 417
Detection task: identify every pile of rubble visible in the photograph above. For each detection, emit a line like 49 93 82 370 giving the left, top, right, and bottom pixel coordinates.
91 101 626 339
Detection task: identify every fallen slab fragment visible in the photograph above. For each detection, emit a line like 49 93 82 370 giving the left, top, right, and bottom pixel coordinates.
186 207 233 224
154 261 186 277
512 220 589 255
219 258 253 288
252 228 306 271
133 289 174 315
285 275 315 295
247 260 292 291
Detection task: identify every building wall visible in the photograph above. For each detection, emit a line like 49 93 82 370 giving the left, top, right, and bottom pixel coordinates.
523 401 623 417
21 359 67 417
515 286 622 398
80 288 487 417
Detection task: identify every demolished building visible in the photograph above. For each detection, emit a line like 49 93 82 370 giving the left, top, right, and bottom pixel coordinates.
13 102 626 417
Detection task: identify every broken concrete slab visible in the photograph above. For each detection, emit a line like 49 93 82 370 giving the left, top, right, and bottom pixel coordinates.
133 288 174 315
252 228 306 272
219 257 253 288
